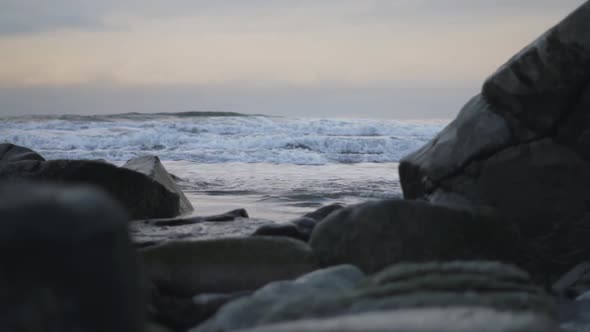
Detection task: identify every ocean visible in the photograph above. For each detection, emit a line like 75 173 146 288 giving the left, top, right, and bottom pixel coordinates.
0 113 446 221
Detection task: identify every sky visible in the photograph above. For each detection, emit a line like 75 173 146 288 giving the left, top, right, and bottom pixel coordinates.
0 0 586 119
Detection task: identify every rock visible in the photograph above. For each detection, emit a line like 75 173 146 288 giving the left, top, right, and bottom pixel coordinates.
192 265 365 332
251 204 345 242
399 94 512 199
253 223 308 241
398 2 590 281
559 292 590 332
151 291 251 331
123 155 193 215
139 237 319 297
553 263 590 298
482 2 590 135
430 139 590 279
0 159 182 219
138 208 249 227
309 199 518 273
0 181 143 332
0 143 45 162
303 203 345 222
193 261 554 332
130 217 272 246
235 307 557 332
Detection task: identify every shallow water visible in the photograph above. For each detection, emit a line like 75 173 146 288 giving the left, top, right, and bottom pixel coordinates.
162 161 401 221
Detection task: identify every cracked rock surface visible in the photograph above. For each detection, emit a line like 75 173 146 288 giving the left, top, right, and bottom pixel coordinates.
399 1 590 280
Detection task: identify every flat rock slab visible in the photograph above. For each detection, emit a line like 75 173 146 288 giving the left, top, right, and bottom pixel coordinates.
140 237 319 296
235 307 557 332
131 217 272 246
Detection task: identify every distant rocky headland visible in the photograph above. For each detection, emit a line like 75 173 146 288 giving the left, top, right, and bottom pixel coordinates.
1 2 590 331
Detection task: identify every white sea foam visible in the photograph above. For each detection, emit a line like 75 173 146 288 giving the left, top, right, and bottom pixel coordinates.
0 114 445 165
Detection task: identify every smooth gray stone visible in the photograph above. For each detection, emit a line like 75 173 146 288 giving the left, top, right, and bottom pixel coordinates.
192 265 364 332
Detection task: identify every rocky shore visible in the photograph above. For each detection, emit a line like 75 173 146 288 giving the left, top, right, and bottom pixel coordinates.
2 2 590 331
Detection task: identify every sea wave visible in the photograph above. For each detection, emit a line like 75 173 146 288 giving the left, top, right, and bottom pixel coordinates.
0 114 445 165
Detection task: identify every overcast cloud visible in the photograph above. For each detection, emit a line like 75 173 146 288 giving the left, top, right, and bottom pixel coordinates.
0 0 586 118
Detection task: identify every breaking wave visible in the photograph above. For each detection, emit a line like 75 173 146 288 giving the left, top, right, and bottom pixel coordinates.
0 113 445 165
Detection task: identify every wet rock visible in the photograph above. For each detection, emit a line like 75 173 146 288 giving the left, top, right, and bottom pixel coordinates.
130 217 272 246
253 223 308 241
139 237 319 297
0 182 144 332
123 155 193 215
309 199 518 273
0 143 45 162
251 204 345 242
0 159 182 219
138 208 249 227
303 203 345 222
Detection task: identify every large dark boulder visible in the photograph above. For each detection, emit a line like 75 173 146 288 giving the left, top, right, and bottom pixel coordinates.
399 1 590 281
309 199 517 273
0 159 182 219
0 182 143 332
482 2 590 135
123 155 194 215
0 143 45 162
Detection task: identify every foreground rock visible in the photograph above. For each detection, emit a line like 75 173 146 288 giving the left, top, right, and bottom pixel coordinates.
140 237 319 296
0 153 183 219
123 155 194 215
553 263 590 298
0 143 45 162
152 291 251 331
193 261 554 332
560 291 590 332
309 199 517 273
399 1 590 280
193 265 364 332
237 307 557 332
0 182 144 332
